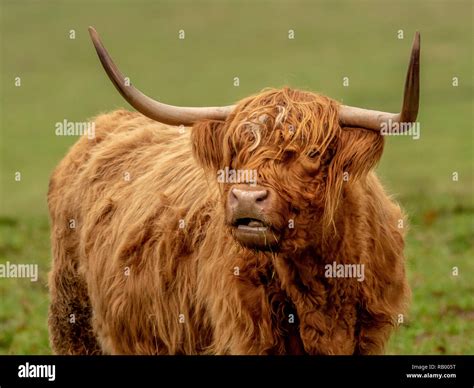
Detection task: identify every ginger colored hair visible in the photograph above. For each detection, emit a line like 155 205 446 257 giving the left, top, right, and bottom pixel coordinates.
48 93 408 355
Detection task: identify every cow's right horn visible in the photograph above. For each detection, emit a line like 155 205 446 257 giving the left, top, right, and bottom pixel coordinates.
338 32 420 132
88 27 235 126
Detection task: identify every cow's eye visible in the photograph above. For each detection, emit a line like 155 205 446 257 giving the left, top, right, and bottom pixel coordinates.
307 149 320 159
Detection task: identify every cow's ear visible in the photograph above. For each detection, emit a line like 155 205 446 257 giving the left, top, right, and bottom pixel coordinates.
191 119 226 171
323 127 384 226
329 127 384 182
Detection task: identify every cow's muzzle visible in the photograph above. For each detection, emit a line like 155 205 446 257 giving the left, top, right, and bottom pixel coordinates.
226 184 279 250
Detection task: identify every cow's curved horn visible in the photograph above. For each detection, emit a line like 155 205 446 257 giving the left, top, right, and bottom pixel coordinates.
339 32 420 132
88 27 234 126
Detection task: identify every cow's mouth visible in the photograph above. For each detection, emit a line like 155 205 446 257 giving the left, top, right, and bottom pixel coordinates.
235 218 267 232
232 217 278 250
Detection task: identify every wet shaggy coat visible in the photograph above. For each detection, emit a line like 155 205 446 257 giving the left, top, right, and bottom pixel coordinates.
48 89 410 355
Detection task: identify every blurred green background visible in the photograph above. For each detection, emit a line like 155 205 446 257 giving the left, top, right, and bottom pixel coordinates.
0 0 472 354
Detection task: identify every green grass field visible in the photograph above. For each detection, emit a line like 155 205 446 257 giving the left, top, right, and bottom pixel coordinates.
0 0 472 354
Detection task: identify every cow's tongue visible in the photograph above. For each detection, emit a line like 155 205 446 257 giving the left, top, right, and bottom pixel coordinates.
248 220 264 227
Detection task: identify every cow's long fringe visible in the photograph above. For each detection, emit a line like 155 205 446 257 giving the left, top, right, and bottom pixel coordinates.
224 88 365 229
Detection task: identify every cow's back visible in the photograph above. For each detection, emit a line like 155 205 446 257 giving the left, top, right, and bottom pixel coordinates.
48 110 218 354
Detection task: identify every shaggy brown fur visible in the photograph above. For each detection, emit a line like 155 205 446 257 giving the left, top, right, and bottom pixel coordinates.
48 88 410 355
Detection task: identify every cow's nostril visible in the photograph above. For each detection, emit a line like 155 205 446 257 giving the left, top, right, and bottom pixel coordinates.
255 191 268 201
231 188 239 201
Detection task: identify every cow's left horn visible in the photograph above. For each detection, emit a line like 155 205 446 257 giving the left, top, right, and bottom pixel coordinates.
339 32 420 132
88 27 235 126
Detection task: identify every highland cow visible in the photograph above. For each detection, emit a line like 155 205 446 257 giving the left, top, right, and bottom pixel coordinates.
47 27 420 355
